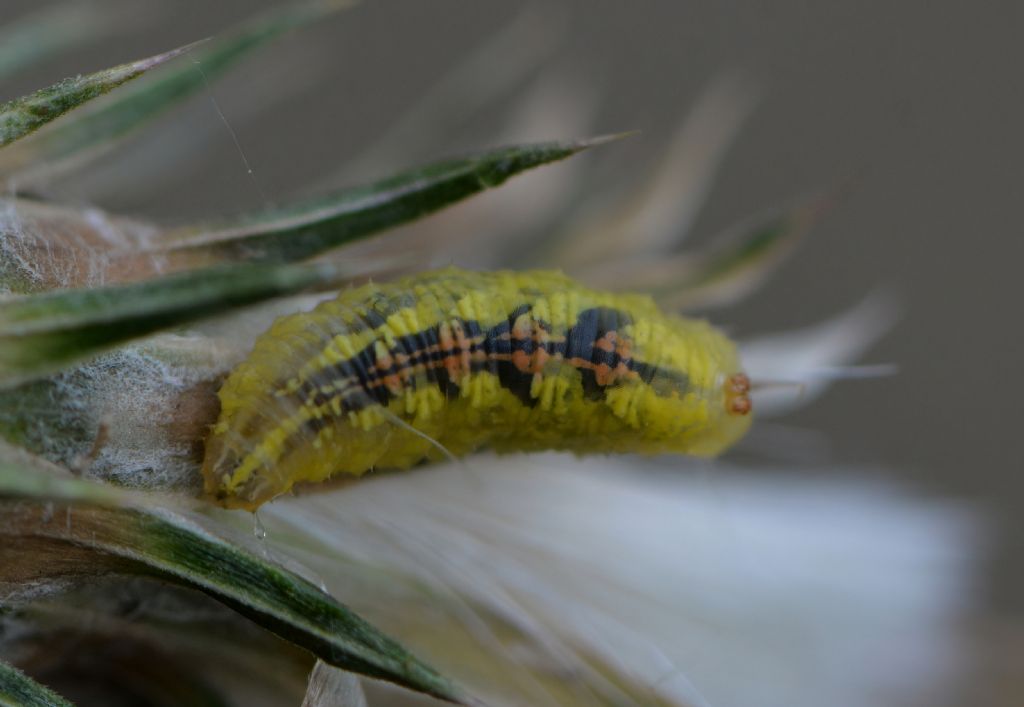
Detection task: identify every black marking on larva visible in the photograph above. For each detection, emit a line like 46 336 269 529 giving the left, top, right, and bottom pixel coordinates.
359 307 389 331
493 364 535 408
306 415 329 434
630 360 660 386
567 307 629 400
388 325 458 399
499 303 534 329
356 347 391 405
433 364 462 400
488 304 541 407
574 307 685 392
404 323 431 394
463 318 485 342
295 303 683 437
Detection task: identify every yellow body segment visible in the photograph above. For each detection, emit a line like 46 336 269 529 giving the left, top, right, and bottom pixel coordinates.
203 268 752 509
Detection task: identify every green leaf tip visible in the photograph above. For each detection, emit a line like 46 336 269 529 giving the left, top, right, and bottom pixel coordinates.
187 0 354 75
127 512 467 703
0 659 72 707
0 41 204 149
0 0 357 180
163 136 619 264
0 466 472 704
579 130 641 147
0 261 348 388
643 192 829 311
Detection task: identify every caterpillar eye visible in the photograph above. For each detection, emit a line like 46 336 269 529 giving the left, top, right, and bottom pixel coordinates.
725 373 752 416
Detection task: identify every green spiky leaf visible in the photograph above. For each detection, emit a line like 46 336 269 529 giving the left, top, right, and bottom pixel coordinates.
0 261 348 387
0 43 199 149
0 0 353 179
0 466 470 704
658 195 826 310
0 659 72 707
601 195 826 311
162 137 620 264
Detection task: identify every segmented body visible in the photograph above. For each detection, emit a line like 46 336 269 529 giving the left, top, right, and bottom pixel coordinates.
203 268 752 509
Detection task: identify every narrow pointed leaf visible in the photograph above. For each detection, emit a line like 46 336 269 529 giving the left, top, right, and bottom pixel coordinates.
654 195 828 310
162 137 619 264
548 77 757 270
0 659 72 707
0 261 345 387
587 195 825 311
0 467 471 704
0 43 199 149
0 0 354 179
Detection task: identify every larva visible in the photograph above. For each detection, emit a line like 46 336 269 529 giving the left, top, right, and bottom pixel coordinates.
203 267 753 509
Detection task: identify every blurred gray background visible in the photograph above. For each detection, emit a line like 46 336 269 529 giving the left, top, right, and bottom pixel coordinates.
3 1 1021 703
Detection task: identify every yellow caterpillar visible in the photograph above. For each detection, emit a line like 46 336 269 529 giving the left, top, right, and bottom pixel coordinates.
203 267 753 509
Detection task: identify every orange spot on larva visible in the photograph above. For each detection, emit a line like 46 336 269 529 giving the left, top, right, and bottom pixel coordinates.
593 331 618 353
724 373 752 416
729 396 752 415
728 373 750 395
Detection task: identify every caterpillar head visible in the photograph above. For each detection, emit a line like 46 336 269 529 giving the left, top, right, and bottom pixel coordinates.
644 368 752 459
617 315 754 458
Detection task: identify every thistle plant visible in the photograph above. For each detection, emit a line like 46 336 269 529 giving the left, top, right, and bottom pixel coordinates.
0 3 968 707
